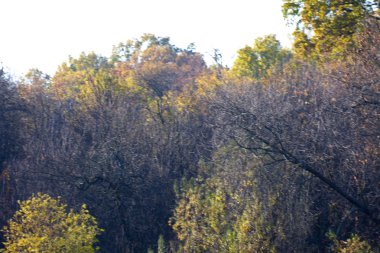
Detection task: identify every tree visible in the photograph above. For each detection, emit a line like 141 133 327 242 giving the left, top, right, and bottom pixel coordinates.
0 69 24 244
185 22 380 251
51 52 115 104
171 146 310 252
23 68 50 88
12 35 211 252
112 34 206 97
0 70 23 173
1 193 102 253
205 32 379 249
231 34 291 80
157 234 166 253
282 0 379 58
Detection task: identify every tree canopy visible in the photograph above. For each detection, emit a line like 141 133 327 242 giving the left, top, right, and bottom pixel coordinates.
231 34 291 80
282 0 379 58
0 11 379 252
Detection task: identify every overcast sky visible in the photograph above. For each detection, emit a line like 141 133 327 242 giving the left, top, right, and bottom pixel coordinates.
0 0 293 77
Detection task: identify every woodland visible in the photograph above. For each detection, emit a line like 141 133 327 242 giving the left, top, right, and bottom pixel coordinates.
0 0 379 252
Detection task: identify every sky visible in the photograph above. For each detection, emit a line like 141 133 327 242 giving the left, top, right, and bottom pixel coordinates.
0 0 294 77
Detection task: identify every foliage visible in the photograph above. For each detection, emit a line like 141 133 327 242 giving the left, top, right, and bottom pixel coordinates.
1 21 379 252
200 23 380 249
157 234 166 253
51 52 118 105
8 35 210 253
1 193 102 253
282 0 379 58
231 34 291 80
171 148 290 252
328 233 375 253
112 34 206 98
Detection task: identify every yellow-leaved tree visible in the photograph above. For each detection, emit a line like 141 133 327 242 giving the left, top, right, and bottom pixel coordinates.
1 193 102 253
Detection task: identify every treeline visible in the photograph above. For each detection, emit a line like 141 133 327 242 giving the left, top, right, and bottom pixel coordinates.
0 1 379 252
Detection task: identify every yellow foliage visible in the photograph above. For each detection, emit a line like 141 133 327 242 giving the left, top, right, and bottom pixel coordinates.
330 233 375 253
1 193 102 253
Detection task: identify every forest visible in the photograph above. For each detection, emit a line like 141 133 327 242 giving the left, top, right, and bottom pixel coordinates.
0 0 379 252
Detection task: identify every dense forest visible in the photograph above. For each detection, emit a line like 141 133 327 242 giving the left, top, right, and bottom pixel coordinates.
0 1 379 252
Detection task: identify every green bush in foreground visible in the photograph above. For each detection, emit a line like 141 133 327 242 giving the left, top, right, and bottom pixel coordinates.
1 193 102 253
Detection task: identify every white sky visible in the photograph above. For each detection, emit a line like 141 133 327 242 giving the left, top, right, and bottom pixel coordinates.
0 0 293 77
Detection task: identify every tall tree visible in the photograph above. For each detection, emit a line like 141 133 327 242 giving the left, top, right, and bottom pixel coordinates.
0 70 23 172
0 70 24 245
11 35 212 253
282 0 379 58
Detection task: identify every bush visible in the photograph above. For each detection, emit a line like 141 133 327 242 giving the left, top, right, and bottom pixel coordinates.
329 233 374 253
1 193 102 253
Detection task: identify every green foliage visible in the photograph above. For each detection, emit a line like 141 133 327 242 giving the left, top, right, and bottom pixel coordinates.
23 68 50 87
1 193 102 253
171 177 278 252
157 234 166 253
171 147 281 252
282 0 379 58
52 52 119 103
231 34 291 80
